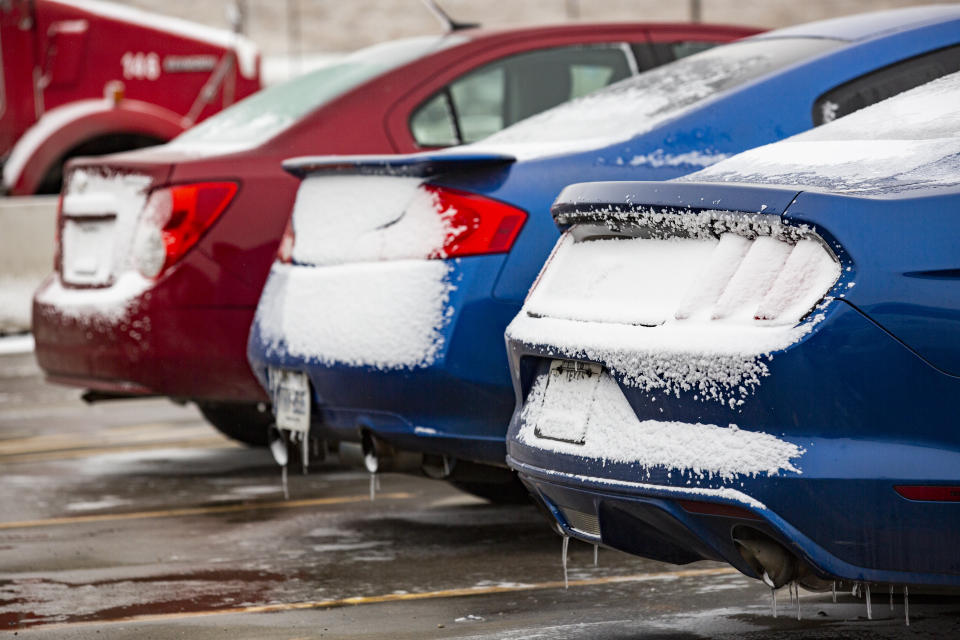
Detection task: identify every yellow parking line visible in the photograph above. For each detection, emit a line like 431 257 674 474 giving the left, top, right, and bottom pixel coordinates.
14 566 739 631
0 492 414 530
0 438 239 464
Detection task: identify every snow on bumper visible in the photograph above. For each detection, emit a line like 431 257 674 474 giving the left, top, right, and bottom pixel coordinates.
518 367 804 480
254 261 454 369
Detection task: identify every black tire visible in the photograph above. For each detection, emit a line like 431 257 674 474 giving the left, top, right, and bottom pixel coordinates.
197 402 273 447
449 473 533 505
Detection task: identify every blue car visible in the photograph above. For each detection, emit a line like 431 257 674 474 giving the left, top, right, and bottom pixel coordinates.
247 6 960 498
506 69 960 595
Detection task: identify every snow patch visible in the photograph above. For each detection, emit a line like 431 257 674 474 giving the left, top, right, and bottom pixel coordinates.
512 219 839 405
34 271 150 321
291 176 457 266
472 37 831 160
0 276 41 334
0 334 35 355
254 261 453 370
625 150 729 168
519 371 804 479
687 71 960 194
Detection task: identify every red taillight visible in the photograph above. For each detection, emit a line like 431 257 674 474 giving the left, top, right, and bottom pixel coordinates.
277 215 295 264
134 181 237 278
424 185 527 259
895 486 960 502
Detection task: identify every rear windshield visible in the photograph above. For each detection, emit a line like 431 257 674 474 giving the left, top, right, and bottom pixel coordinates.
170 36 460 150
483 37 843 150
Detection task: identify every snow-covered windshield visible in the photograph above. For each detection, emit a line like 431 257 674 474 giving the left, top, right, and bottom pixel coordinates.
170 36 459 151
476 37 842 158
686 70 960 194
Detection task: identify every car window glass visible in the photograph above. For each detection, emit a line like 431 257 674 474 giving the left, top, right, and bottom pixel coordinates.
170 35 461 149
670 41 720 60
483 37 843 148
813 44 960 125
450 65 505 143
409 91 459 146
411 44 633 147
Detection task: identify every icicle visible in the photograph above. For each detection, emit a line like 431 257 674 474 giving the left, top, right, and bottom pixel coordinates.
795 582 801 621
369 473 377 501
865 584 872 620
281 464 289 500
890 584 894 611
832 581 837 603
300 432 310 474
904 585 910 626
593 544 599 568
771 587 777 618
561 535 570 589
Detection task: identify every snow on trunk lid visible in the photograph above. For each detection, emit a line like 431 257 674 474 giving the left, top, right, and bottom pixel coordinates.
255 174 462 369
59 169 152 287
509 210 842 406
290 175 456 266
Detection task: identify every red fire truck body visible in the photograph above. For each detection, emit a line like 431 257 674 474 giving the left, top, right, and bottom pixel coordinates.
1 0 261 195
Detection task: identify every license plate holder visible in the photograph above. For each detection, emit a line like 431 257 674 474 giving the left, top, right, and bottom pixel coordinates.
269 368 310 434
532 360 603 445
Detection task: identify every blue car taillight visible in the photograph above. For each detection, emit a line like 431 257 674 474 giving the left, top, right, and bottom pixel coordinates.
426 185 527 259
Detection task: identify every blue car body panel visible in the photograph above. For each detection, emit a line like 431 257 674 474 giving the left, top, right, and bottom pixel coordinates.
506 177 960 586
247 10 960 471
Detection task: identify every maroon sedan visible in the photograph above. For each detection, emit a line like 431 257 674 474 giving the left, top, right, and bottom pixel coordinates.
32 22 758 445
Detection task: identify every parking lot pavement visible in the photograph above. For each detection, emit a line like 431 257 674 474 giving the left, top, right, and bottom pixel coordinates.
3 346 960 638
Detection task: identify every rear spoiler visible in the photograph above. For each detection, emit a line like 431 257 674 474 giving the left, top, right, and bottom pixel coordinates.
551 181 802 227
282 151 516 179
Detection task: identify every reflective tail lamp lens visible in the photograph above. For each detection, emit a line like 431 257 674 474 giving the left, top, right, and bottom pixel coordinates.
424 185 527 258
895 486 960 502
670 232 840 327
277 215 295 264
134 182 237 278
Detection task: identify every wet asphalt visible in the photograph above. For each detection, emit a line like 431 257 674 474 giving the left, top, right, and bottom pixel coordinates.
2 345 960 638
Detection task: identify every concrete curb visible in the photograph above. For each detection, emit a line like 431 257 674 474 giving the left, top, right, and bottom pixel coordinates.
0 196 57 334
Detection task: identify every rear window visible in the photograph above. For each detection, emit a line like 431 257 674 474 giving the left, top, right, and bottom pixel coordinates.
170 36 460 150
484 37 842 149
812 44 960 125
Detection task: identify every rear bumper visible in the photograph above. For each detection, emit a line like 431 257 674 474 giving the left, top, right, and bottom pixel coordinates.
506 302 960 586
33 274 267 402
513 459 960 588
247 257 519 465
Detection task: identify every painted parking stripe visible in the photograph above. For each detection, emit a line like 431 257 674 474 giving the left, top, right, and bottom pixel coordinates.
0 493 414 530
14 566 740 631
0 438 241 464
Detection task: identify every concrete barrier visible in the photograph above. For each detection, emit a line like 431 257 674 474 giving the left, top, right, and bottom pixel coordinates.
0 196 57 334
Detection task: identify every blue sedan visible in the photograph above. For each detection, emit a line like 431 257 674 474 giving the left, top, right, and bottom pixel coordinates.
506 69 960 598
248 6 960 499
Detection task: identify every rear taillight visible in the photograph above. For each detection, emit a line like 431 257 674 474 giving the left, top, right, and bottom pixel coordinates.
133 181 237 278
277 215 295 264
424 185 527 259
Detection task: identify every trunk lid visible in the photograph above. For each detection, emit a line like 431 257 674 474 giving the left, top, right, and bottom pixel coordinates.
59 153 175 287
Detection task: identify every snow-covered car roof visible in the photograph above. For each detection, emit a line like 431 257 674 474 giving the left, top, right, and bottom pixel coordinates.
683 70 960 196
747 4 960 42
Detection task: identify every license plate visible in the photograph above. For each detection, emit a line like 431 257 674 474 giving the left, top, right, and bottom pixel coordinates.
532 360 603 445
61 217 117 285
269 368 310 434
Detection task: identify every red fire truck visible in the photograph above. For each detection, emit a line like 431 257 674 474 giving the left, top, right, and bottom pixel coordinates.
1 0 261 195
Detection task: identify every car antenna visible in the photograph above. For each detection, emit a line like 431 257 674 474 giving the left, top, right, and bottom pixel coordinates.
421 0 479 32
